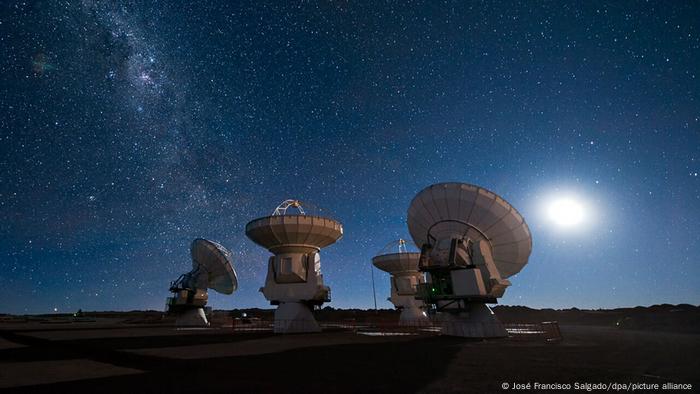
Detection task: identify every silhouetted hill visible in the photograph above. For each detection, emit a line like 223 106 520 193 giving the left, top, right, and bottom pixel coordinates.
493 304 700 334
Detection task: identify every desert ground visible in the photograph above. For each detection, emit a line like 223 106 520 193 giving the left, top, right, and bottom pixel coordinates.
0 306 698 393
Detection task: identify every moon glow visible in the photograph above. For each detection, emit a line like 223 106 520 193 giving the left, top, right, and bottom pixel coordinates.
548 198 585 227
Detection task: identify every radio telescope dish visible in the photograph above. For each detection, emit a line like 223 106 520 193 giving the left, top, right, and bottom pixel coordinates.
372 239 420 274
166 238 238 327
246 201 343 253
245 199 343 333
190 238 238 295
407 182 532 338
372 239 429 325
407 182 531 278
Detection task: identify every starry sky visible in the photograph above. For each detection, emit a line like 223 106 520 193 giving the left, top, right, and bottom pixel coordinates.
1 1 698 314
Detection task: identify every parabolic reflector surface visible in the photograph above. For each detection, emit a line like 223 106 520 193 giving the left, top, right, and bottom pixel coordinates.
190 238 238 294
372 252 421 274
407 183 532 278
245 215 343 251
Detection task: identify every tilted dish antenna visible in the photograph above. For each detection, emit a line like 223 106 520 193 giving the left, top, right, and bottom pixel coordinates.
167 238 238 326
189 238 238 294
407 183 531 278
407 182 532 338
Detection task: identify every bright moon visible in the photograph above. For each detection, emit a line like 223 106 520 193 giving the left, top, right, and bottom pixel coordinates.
548 198 584 227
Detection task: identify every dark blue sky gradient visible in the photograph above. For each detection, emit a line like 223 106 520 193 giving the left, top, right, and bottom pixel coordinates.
1 1 698 314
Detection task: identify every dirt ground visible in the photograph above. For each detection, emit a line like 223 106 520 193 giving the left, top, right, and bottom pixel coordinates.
0 320 698 393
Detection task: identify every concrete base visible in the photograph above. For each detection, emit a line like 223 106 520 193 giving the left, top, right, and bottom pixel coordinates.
399 307 431 326
439 304 507 338
274 302 320 333
175 308 209 327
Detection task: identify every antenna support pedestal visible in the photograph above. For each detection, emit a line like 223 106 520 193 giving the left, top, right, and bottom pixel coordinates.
175 307 210 327
273 302 321 333
259 251 330 333
438 304 507 338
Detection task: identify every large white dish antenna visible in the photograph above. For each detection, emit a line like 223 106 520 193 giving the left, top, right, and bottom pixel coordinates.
190 238 238 294
245 215 343 253
407 183 532 278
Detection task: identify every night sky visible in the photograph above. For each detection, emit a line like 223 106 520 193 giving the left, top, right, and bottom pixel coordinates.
1 1 698 314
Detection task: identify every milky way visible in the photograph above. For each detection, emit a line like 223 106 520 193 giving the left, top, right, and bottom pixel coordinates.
0 1 698 313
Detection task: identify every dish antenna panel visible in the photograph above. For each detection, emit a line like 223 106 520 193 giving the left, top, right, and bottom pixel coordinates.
166 238 238 327
246 199 343 333
407 183 532 338
372 239 430 326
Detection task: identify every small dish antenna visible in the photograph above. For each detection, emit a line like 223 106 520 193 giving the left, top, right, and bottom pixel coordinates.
166 238 238 327
407 183 532 338
372 239 430 325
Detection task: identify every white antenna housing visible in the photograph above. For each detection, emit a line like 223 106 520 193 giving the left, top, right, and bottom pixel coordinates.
246 200 343 333
407 183 532 338
166 238 238 327
372 239 430 325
